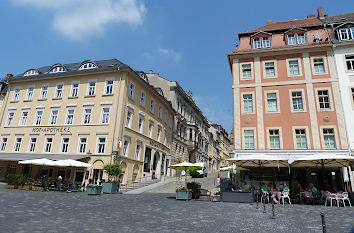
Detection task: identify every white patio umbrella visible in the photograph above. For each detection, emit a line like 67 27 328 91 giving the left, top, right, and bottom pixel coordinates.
289 153 354 168
53 159 92 168
19 158 57 166
219 164 249 171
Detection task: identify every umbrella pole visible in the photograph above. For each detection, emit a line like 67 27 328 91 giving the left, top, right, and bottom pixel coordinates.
259 161 261 195
321 159 325 191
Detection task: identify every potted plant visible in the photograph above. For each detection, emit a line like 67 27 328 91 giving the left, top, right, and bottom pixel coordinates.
189 169 201 178
23 180 33 190
17 175 27 190
5 174 17 189
176 187 192 200
210 190 221 202
86 184 103 195
102 162 122 194
31 180 45 191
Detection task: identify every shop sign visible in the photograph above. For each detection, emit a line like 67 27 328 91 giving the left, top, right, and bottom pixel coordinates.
32 127 71 133
150 140 163 150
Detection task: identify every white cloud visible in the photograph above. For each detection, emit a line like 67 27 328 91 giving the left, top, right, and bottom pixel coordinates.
11 0 146 39
158 48 181 62
194 95 233 132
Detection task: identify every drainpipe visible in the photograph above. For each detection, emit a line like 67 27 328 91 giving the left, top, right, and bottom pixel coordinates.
110 70 123 164
119 73 128 159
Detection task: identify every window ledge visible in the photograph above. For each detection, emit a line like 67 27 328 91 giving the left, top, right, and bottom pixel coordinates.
265 111 280 114
10 100 19 103
85 95 96 98
102 94 114 97
23 99 32 102
68 96 78 99
318 109 333 112
38 98 47 101
52 97 62 100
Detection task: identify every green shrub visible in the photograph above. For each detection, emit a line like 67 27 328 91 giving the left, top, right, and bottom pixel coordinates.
6 174 16 185
6 174 28 186
17 175 27 186
103 162 122 182
189 169 200 178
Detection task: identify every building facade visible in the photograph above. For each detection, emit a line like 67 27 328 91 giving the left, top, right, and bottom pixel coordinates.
208 124 221 172
0 80 8 118
0 59 174 184
228 8 350 191
146 72 210 164
210 124 231 167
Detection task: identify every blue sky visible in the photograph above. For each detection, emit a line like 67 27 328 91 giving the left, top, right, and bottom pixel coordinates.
0 0 352 133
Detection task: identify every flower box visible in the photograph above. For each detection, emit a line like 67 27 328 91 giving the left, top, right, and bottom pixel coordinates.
22 186 32 191
32 186 44 191
102 182 119 194
176 190 192 200
4 184 17 189
210 195 221 202
86 186 103 195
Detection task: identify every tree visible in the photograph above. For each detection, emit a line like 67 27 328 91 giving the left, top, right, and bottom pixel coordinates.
103 162 122 182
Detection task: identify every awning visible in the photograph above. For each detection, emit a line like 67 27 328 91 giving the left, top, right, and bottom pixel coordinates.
19 158 92 168
0 153 89 161
289 153 354 167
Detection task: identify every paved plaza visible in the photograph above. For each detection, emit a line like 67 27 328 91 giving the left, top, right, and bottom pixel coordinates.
0 186 353 233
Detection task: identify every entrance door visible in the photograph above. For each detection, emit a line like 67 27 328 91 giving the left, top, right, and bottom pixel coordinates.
57 167 66 182
152 152 160 179
93 169 103 185
74 168 85 185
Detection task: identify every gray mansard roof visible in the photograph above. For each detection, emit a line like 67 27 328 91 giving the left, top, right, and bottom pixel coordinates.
10 59 128 81
322 12 354 45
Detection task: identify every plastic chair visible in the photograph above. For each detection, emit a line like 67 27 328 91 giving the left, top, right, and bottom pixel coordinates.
337 192 352 207
324 191 337 207
261 191 269 204
280 191 291 205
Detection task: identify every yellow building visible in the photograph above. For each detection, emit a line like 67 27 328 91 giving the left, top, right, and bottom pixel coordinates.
0 59 175 185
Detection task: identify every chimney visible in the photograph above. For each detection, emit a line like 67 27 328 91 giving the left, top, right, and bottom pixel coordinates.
6 73 13 82
266 20 272 25
149 70 153 74
317 7 324 19
307 14 315 18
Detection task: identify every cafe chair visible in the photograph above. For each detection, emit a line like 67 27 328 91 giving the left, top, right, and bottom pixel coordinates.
324 191 337 207
280 191 291 205
336 192 352 207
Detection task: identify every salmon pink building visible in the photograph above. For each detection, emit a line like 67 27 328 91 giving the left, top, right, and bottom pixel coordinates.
228 8 351 192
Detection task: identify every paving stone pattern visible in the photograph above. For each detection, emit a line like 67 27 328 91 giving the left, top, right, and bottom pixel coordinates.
0 186 353 233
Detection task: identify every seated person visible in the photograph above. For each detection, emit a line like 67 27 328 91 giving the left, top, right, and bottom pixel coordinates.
261 184 268 194
267 182 273 192
278 182 284 192
283 183 289 192
309 183 317 196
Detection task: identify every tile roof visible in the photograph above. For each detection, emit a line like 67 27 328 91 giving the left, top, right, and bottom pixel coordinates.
10 59 128 81
240 17 323 35
323 12 354 24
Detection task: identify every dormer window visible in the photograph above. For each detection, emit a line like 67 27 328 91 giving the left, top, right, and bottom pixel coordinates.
49 66 66 73
23 69 39 77
79 62 97 70
285 28 307 46
297 34 306 44
253 37 271 49
288 35 296 45
339 28 349 40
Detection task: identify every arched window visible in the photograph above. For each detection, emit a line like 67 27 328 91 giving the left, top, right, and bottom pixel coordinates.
79 62 97 70
23 69 39 76
49 66 66 73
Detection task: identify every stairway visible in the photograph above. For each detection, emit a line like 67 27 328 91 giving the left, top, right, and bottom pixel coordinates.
120 178 161 193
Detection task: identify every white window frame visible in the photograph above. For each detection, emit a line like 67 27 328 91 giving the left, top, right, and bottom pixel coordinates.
97 136 107 154
240 63 253 80
55 83 64 99
263 60 277 78
0 136 9 151
20 111 29 126
126 107 134 128
49 108 59 125
150 98 155 113
101 106 111 124
241 92 255 114
297 33 306 44
128 81 135 99
292 126 310 150
138 114 144 133
26 86 34 101
287 34 296 45
320 126 339 150
28 136 38 153
140 91 146 107
242 128 256 150
286 58 302 76
6 111 15 126
87 80 96 96
158 106 163 119
157 125 162 142
71 81 79 98
123 136 131 157
266 127 283 150
13 136 23 152
78 136 88 154
148 120 154 138
135 141 142 160
345 55 354 71
351 87 354 110
289 89 306 112
315 88 333 112
264 90 280 113
262 37 271 48
44 136 54 153
105 78 114 95
66 108 75 125
61 136 71 153
338 28 349 40
311 56 328 75
253 38 261 49
34 110 43 125
40 84 49 100
12 87 21 102
83 107 92 125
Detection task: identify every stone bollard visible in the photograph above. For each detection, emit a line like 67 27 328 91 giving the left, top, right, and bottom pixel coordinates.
271 198 275 219
263 201 266 213
256 192 259 209
320 212 326 233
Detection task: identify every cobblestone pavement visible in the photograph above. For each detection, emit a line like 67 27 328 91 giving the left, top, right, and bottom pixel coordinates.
0 186 353 233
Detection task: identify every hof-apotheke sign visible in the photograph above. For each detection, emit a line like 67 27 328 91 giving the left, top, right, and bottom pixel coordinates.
32 127 71 133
